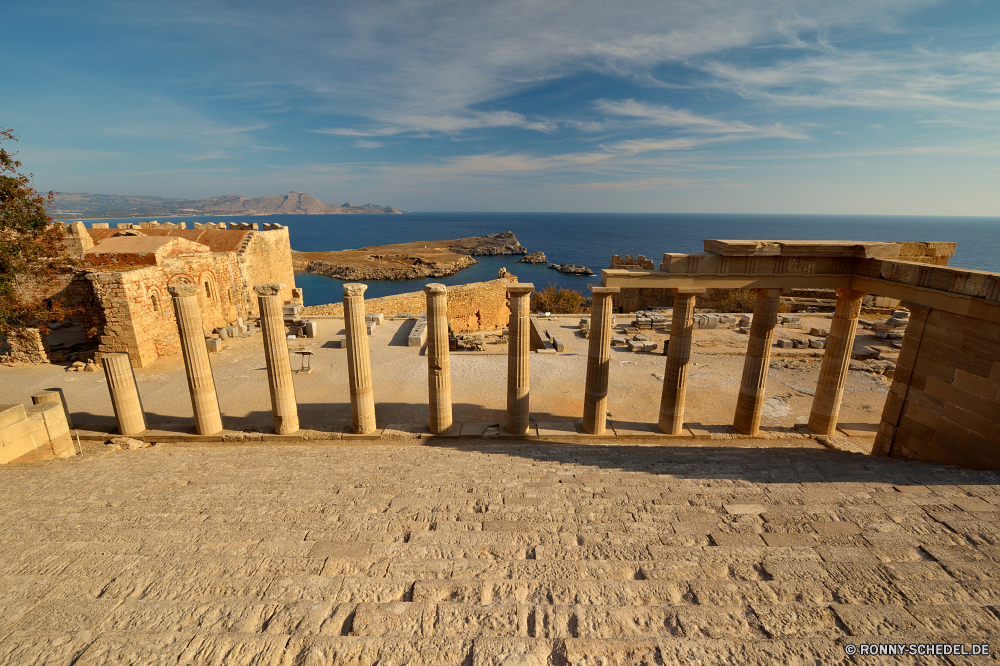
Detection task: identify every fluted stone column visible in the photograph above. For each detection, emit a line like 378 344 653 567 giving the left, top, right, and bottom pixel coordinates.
169 284 223 435
255 283 299 434
582 285 620 434
733 288 783 435
658 289 703 435
424 283 453 434
506 283 534 436
102 352 146 436
343 283 376 434
808 288 865 436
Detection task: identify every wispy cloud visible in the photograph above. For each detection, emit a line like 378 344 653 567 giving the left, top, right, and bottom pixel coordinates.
352 140 384 149
596 99 809 139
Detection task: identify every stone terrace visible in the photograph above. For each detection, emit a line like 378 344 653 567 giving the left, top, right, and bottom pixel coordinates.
2 442 999 665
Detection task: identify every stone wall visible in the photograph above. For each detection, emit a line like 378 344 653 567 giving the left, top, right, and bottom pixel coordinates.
0 329 50 364
302 277 516 333
241 227 296 315
874 305 1000 470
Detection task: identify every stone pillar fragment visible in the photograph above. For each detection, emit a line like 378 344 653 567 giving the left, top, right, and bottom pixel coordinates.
808 289 865 436
102 352 147 436
506 283 534 436
31 388 73 429
255 283 299 434
733 288 783 435
343 283 376 434
424 283 453 434
169 284 223 435
582 285 620 434
658 289 703 435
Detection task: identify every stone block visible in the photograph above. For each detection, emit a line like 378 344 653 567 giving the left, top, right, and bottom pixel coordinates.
283 304 302 317
408 319 428 347
853 346 881 360
217 327 229 340
611 336 626 346
551 337 565 352
366 322 377 335
25 402 71 457
792 338 809 349
31 388 73 430
809 327 828 337
0 404 28 429
303 321 318 338
205 339 221 353
365 313 384 325
776 339 793 349
809 339 825 349
892 310 910 319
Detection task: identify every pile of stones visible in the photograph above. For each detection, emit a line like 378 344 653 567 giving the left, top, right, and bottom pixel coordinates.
874 309 909 340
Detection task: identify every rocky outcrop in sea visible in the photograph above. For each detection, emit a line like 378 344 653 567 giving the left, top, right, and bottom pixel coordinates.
547 263 594 275
517 251 547 264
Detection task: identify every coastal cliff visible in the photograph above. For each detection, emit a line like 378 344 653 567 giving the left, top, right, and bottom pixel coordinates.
49 191 402 219
293 231 527 281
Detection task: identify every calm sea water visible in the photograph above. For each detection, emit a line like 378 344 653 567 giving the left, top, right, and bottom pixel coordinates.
82 213 1000 307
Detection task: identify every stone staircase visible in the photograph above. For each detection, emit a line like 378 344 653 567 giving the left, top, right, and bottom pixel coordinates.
1 444 999 664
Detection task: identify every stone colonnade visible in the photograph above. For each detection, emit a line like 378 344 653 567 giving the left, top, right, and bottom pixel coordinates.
425 283 453 434
582 286 619 434
505 284 535 436
169 284 224 436
102 279 866 440
255 283 299 435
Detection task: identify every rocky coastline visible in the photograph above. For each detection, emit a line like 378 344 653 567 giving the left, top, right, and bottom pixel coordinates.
292 231 528 281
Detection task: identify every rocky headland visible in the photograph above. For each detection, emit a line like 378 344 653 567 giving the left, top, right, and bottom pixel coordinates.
517 251 547 264
293 231 528 281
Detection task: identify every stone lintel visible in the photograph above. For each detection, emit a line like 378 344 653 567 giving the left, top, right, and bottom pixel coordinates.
167 284 199 298
703 239 903 259
507 284 534 295
253 283 285 296
343 283 368 297
587 285 620 296
672 288 707 296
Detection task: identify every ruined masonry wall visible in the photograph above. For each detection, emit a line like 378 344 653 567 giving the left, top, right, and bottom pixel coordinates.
875 306 1000 469
242 228 296 315
302 278 514 333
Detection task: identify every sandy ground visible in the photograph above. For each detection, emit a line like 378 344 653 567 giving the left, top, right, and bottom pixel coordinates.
0 313 893 447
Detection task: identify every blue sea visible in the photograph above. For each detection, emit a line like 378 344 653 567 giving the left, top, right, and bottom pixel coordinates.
81 213 1000 307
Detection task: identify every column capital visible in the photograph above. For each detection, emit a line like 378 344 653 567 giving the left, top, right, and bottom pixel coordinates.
254 283 285 296
834 288 866 300
588 285 620 296
168 284 199 298
424 283 447 295
507 284 534 295
343 283 368 297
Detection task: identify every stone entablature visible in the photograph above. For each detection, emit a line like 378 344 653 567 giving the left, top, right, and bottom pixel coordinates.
602 239 998 471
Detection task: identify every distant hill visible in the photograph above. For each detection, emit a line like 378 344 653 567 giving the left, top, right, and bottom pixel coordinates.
49 191 403 219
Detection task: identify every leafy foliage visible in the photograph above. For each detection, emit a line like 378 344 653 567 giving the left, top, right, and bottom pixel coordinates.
530 283 590 313
713 288 757 313
0 129 72 333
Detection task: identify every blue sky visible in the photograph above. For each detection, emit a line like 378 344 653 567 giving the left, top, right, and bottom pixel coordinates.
4 0 999 214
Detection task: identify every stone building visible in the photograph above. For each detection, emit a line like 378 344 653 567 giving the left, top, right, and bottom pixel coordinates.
2 220 296 368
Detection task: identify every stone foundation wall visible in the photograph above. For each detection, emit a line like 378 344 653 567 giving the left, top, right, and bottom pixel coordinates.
0 402 75 465
874 305 1000 470
302 277 516 333
0 329 50 364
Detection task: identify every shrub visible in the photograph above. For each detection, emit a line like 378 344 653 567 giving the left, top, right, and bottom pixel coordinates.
714 288 757 313
530 283 589 313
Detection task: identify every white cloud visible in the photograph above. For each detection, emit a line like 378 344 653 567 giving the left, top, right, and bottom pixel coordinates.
596 99 809 139
352 140 384 149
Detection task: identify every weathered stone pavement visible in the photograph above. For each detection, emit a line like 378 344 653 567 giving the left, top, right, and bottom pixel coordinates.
2 441 999 665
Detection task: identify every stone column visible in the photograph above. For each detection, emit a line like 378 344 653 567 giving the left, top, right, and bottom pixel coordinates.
582 285 620 434
169 284 223 435
102 352 147 436
808 289 865 436
424 283 453 434
733 288 783 435
505 283 534 436
658 289 703 435
255 283 299 435
343 283 376 434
